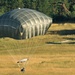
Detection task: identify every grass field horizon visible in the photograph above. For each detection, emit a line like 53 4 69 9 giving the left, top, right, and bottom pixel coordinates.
0 23 75 75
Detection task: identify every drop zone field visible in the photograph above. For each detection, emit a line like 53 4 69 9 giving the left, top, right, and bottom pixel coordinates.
0 23 75 75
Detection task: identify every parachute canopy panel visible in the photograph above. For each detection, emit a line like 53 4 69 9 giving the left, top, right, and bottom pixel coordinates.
0 8 52 39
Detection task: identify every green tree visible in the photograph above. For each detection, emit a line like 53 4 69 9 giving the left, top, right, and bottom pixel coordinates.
23 0 31 8
0 0 6 15
36 0 42 11
30 0 36 9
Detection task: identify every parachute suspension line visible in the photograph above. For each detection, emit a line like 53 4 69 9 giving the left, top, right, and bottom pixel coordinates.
1 40 21 68
12 41 25 68
7 50 21 68
12 41 29 69
15 41 27 69
25 40 37 67
6 41 23 68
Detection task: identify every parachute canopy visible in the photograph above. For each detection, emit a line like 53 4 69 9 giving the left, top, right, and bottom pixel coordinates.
0 8 52 39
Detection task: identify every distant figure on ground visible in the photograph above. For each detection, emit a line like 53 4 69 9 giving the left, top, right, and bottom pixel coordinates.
21 67 25 72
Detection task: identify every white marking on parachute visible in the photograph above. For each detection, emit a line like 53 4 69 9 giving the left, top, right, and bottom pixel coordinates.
17 58 28 63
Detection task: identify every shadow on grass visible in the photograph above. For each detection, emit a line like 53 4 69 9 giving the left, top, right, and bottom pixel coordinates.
63 37 75 40
46 42 61 44
48 29 75 35
46 41 75 44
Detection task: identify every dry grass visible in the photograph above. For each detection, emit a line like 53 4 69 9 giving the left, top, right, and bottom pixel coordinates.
0 23 75 75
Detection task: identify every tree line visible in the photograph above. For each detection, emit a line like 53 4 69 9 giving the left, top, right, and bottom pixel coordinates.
0 0 75 23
